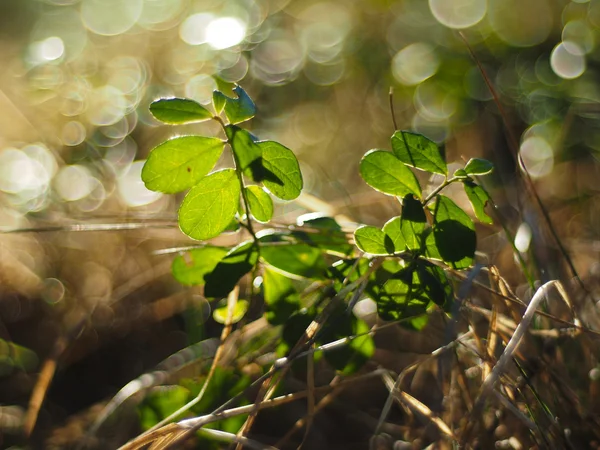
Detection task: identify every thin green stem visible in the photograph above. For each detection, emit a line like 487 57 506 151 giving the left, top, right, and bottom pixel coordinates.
214 115 258 242
422 176 461 206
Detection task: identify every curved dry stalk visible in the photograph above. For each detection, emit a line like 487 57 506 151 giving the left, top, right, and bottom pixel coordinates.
460 280 556 444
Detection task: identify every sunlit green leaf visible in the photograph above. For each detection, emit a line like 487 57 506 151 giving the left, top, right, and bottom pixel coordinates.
464 158 494 176
259 141 303 200
293 213 352 255
391 131 447 175
179 169 240 241
263 268 300 325
212 90 227 114
142 136 224 194
359 150 421 198
222 85 256 124
172 246 229 286
431 195 476 269
353 225 392 255
259 232 327 279
226 125 263 181
382 216 406 254
150 98 212 124
377 267 431 321
245 185 273 223
213 300 249 324
204 241 259 298
463 180 493 224
453 168 468 178
400 194 427 251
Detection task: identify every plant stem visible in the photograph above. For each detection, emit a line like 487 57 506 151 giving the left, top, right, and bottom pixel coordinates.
422 176 459 206
214 116 258 242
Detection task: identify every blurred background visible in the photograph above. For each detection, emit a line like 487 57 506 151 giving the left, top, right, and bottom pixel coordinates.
2 0 600 447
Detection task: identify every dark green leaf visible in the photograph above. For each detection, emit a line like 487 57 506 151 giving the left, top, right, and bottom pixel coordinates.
263 268 300 325
377 267 431 321
178 169 240 241
260 140 303 200
226 125 264 181
204 241 259 297
416 262 453 306
354 225 392 255
431 195 476 269
464 158 494 176
221 85 256 124
400 194 427 251
150 98 212 124
213 300 249 324
320 311 374 375
382 216 406 254
245 185 273 223
463 180 493 224
142 136 224 194
359 150 421 198
391 131 447 175
172 246 229 285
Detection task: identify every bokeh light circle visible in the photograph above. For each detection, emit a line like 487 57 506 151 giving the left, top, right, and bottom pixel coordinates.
392 43 439 86
206 17 247 50
550 42 585 80
54 165 95 201
489 0 552 47
81 0 143 36
519 136 554 178
429 0 487 29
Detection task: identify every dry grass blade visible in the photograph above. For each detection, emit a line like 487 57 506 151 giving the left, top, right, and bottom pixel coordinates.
461 280 556 443
119 286 240 449
380 371 456 441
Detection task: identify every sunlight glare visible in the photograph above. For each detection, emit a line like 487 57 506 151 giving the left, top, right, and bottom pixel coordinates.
206 17 246 50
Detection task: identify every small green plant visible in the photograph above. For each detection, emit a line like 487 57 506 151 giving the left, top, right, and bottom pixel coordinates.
136 84 495 441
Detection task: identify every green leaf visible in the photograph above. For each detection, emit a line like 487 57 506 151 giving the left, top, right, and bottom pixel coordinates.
179 169 240 241
464 158 494 176
359 150 421 198
263 268 300 325
245 185 273 223
226 125 264 181
150 98 213 124
221 85 256 124
259 232 327 279
142 136 224 194
382 216 406 254
354 225 392 255
320 311 374 376
431 195 476 269
453 168 468 178
259 140 303 200
204 241 259 297
213 90 227 114
463 180 493 224
172 246 229 285
139 385 189 430
400 194 427 251
391 131 447 175
293 213 352 256
213 300 249 324
415 262 453 306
